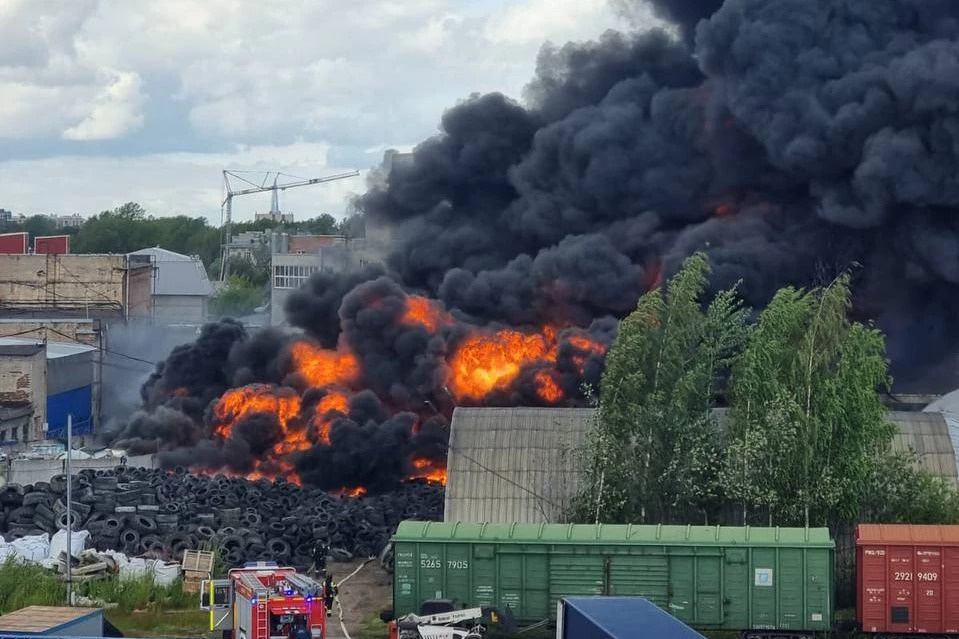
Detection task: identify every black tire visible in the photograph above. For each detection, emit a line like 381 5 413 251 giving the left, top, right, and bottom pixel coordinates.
266 538 291 556
330 547 353 562
119 528 140 547
134 515 158 533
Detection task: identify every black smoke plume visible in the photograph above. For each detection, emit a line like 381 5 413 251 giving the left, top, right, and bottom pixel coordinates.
109 0 959 490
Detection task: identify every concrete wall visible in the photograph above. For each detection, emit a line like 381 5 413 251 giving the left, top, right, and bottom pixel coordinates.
0 318 101 347
0 254 152 320
0 454 157 486
125 260 154 322
154 295 207 324
0 348 46 441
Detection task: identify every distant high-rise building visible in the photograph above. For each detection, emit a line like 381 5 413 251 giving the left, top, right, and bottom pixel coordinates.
0 209 12 222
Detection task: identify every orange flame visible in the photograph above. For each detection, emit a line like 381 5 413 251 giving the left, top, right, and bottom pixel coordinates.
333 486 368 498
290 341 360 389
410 458 448 485
402 296 453 333
312 389 350 445
448 326 558 401
568 335 607 374
534 370 563 403
212 384 305 484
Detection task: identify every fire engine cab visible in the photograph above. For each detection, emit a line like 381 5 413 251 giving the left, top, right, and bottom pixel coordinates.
201 562 328 639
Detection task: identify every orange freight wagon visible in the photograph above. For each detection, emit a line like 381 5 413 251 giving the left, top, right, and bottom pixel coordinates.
857 524 959 635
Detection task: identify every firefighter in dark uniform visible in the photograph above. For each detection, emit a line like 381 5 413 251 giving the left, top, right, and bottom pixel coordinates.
323 574 337 613
310 541 329 576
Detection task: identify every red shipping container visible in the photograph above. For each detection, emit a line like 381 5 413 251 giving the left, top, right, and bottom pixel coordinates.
857 524 959 635
33 235 70 255
0 232 27 254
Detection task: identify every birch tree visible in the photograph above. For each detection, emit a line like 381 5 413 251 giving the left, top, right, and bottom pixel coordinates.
723 275 893 527
575 253 748 524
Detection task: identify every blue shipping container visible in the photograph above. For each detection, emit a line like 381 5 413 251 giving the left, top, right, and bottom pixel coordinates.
557 597 706 639
45 385 93 439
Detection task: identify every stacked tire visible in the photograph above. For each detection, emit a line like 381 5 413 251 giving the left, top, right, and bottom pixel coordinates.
0 468 444 571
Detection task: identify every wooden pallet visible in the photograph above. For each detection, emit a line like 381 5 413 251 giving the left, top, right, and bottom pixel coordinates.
181 549 214 573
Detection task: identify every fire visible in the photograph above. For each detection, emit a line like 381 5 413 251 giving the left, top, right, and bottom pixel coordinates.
534 370 563 403
567 335 607 374
333 486 368 498
212 384 306 484
212 384 302 439
312 389 350 445
402 295 453 332
197 292 613 493
448 326 558 401
410 458 447 485
290 340 360 389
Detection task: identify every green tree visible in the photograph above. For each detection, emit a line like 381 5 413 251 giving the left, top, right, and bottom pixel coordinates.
210 275 264 317
722 275 894 527
574 253 748 524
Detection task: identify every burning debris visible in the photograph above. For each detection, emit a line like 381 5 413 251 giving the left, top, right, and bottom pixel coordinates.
108 0 959 489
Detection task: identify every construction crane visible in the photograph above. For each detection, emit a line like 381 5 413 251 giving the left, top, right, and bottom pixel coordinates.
218 169 360 281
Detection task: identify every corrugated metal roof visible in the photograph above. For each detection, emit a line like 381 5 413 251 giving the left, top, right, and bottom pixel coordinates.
395 521 833 546
444 407 959 524
857 523 959 545
891 411 959 483
0 338 95 359
444 407 592 524
129 247 213 297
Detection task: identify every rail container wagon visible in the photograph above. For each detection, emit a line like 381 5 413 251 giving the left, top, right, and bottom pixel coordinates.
391 521 834 639
856 523 959 636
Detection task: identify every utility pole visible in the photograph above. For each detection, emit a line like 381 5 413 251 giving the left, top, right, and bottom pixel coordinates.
65 413 73 606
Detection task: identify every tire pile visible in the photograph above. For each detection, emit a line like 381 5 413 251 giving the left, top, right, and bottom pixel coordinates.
0 466 444 570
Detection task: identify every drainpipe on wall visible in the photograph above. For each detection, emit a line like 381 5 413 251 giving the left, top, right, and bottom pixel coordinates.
123 256 130 322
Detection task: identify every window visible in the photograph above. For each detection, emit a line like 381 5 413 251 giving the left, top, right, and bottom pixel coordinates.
0 429 5 441
273 264 319 289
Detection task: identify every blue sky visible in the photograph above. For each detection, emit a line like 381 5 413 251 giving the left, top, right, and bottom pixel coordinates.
0 0 659 224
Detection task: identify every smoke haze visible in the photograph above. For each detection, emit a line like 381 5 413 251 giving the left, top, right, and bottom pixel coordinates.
106 0 959 489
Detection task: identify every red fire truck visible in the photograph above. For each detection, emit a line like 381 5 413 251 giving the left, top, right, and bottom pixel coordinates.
202 562 328 639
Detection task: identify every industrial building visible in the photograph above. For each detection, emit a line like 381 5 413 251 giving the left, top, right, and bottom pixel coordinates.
0 253 152 321
129 246 213 325
443 406 959 524
0 337 97 449
269 233 384 325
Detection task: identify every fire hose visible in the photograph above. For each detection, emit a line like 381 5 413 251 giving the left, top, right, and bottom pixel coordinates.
330 556 375 639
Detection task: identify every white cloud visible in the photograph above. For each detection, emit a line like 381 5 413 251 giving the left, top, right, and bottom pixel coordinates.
0 142 363 221
0 0 636 216
63 71 146 140
485 0 615 45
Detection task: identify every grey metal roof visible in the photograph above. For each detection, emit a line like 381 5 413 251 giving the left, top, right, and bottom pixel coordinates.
0 337 96 359
444 407 959 525
444 407 593 524
129 247 213 297
0 343 43 357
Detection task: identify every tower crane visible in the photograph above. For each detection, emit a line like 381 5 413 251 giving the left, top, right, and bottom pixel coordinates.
218 169 360 281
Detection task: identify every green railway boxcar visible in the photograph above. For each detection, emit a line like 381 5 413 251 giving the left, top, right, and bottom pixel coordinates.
391 521 835 638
